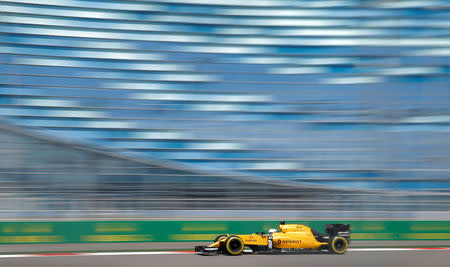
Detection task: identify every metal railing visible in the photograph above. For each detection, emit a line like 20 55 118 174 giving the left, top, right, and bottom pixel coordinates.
1 122 450 220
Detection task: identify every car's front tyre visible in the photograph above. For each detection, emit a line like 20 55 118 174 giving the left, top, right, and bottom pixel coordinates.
224 236 244 255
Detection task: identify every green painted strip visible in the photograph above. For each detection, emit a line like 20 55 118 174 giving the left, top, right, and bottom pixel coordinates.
0 221 449 244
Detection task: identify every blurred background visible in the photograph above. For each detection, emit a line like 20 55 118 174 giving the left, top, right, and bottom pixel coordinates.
0 0 450 226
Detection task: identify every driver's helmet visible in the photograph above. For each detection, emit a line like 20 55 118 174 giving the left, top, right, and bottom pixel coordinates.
268 228 277 234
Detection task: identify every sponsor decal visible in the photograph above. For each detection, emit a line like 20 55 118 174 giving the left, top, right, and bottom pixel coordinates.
0 235 63 243
282 240 301 244
276 239 301 244
81 235 153 242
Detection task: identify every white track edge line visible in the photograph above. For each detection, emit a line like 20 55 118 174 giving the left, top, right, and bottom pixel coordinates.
0 248 449 259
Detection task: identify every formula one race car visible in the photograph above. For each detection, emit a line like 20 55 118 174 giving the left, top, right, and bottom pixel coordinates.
195 221 350 255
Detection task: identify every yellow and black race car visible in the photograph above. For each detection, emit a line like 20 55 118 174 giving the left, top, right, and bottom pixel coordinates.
195 221 350 255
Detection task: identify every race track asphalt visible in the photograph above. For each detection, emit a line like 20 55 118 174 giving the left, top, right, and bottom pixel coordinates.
1 250 449 267
1 240 450 253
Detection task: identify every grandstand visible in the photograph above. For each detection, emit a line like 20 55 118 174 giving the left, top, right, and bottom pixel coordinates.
0 0 449 217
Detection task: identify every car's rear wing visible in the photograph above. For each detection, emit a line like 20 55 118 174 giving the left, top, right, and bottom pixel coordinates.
325 224 350 241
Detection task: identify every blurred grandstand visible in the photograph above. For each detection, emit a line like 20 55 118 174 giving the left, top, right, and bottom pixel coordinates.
0 0 449 219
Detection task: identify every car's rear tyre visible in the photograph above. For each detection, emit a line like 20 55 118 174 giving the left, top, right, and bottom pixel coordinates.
328 236 348 254
224 236 244 255
214 234 228 243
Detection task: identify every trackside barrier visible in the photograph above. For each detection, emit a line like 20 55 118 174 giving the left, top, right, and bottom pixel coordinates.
0 221 449 244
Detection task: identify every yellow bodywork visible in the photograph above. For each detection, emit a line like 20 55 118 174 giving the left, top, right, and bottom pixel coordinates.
207 224 328 250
